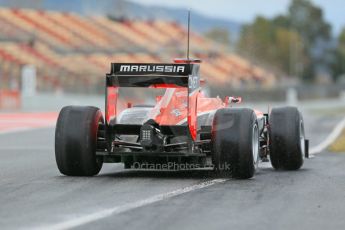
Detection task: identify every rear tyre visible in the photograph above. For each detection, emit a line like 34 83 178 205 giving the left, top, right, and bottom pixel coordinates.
269 106 304 170
212 108 259 179
55 106 104 176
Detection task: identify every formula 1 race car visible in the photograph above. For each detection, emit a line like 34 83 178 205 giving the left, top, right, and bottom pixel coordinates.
55 59 309 179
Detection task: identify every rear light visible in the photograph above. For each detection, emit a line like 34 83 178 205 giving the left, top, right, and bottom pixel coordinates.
141 129 152 141
140 121 165 151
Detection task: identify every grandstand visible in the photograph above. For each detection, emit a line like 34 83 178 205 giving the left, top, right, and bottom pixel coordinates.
0 7 275 95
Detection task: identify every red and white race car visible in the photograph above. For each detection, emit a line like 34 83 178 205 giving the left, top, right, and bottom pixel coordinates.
55 59 309 179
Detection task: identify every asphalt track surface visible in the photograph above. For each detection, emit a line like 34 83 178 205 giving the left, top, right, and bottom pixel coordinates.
1 111 345 230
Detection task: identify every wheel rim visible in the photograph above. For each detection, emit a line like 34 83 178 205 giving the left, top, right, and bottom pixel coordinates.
300 120 305 158
252 123 259 167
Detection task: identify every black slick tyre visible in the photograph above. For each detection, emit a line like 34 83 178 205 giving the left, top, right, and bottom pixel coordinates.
55 106 104 176
269 106 305 170
212 108 259 179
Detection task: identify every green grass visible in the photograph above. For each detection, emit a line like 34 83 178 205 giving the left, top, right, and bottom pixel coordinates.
310 107 345 116
329 129 345 152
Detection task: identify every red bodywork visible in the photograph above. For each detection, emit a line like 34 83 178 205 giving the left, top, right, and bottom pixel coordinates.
107 86 226 141
148 88 225 139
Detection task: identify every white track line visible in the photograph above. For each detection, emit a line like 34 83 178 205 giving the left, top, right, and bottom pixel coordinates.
33 179 227 230
310 116 345 154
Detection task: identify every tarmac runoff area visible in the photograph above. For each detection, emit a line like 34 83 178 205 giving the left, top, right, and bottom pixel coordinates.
0 105 344 230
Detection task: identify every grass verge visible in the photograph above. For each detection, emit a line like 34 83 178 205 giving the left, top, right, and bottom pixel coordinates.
329 128 345 152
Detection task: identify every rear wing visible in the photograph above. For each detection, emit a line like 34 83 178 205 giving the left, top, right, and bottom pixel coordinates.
105 62 201 140
106 63 192 88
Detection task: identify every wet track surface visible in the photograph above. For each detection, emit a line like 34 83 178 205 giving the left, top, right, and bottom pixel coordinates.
0 112 345 229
